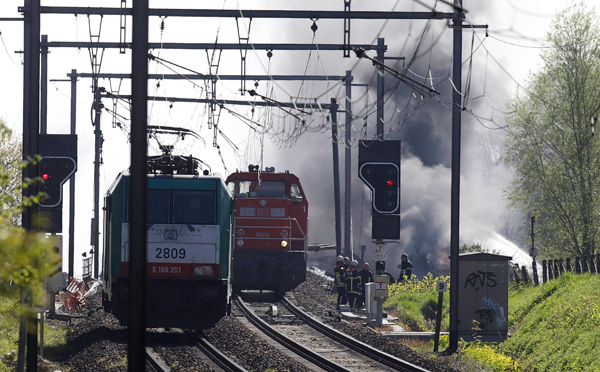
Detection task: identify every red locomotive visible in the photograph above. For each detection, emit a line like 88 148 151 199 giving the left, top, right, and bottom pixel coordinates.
226 165 308 295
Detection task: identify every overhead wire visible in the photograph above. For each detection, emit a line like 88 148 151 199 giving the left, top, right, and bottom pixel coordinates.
0 31 18 65
486 34 554 49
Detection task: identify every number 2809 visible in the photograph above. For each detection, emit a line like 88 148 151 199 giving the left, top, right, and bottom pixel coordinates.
155 247 186 259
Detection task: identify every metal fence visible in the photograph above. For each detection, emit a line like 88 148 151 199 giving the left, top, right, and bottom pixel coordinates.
542 254 600 283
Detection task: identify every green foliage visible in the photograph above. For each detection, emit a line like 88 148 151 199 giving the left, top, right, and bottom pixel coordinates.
460 243 499 255
0 118 58 305
459 340 519 372
0 225 59 306
0 119 22 226
504 4 600 258
507 280 559 328
0 293 65 372
0 296 19 366
500 273 600 371
389 272 450 295
386 273 450 331
0 119 65 371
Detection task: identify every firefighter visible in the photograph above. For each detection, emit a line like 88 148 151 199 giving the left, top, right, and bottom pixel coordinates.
346 260 362 312
334 255 347 309
398 253 413 282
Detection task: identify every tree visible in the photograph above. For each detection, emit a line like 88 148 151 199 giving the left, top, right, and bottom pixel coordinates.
504 4 600 258
0 118 23 226
0 118 57 303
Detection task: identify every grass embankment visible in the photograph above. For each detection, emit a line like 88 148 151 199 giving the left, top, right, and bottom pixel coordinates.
386 272 600 371
0 294 67 371
500 273 600 371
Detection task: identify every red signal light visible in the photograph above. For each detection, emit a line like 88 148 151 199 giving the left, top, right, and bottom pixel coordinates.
386 179 394 186
42 173 49 180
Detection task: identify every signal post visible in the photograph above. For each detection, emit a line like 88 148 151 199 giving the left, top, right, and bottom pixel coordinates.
39 134 77 313
358 140 401 326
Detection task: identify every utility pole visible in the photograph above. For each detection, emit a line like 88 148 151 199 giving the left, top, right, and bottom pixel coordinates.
69 69 77 280
344 70 353 259
92 85 102 279
330 99 342 257
21 0 41 370
40 35 47 135
376 37 385 139
129 1 149 370
448 0 464 355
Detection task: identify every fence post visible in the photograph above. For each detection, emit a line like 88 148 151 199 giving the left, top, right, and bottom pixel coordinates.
590 256 596 274
512 265 521 284
548 261 554 280
558 259 565 275
566 258 572 273
554 260 560 279
532 257 539 285
543 260 548 282
582 256 589 273
596 254 600 274
576 257 581 274
521 266 530 284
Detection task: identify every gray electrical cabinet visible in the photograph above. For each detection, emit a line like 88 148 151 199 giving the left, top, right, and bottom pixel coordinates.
457 252 511 341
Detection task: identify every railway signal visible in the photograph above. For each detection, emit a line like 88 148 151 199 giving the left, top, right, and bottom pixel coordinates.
358 140 401 241
39 156 76 208
358 162 400 214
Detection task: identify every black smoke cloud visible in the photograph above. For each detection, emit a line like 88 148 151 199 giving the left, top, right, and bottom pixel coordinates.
260 1 519 278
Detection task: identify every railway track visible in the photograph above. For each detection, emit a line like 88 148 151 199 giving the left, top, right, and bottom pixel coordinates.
235 294 431 372
144 329 247 372
145 347 171 372
185 330 247 372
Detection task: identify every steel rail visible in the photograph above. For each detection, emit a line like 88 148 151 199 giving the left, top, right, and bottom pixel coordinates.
234 295 350 372
185 330 247 372
282 297 432 372
145 347 170 372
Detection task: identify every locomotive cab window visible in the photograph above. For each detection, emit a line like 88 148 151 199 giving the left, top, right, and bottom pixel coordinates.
290 183 303 203
256 181 286 197
133 189 217 224
173 190 216 224
239 181 251 196
227 181 237 196
147 189 170 223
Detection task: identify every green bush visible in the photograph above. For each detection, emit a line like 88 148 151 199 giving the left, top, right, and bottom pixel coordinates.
460 341 519 372
386 273 450 331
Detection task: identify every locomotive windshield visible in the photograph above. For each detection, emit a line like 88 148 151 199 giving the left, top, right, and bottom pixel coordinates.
135 189 217 224
173 190 216 224
290 182 303 202
228 180 287 198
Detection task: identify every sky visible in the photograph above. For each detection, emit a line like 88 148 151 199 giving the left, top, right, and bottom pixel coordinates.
0 0 594 278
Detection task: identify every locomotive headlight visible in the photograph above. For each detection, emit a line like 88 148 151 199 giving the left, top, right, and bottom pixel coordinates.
236 229 245 237
259 199 268 206
281 240 288 248
237 239 245 247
